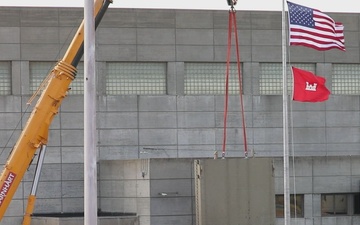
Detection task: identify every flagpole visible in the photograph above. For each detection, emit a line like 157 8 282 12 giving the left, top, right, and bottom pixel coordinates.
282 0 291 224
84 0 97 224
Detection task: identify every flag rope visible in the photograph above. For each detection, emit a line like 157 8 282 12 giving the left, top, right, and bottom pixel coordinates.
222 8 248 158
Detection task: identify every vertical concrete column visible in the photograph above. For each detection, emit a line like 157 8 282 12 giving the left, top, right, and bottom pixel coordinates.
12 61 29 95
316 63 332 93
167 62 185 96
250 62 260 95
167 62 176 96
96 61 106 96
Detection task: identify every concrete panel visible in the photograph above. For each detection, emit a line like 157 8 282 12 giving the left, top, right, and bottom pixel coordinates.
139 129 177 145
21 27 59 44
137 28 175 45
196 158 275 225
0 27 20 44
99 160 141 180
150 197 192 215
59 112 84 129
150 179 192 197
100 8 137 28
252 95 283 111
252 45 282 62
61 163 84 180
250 11 282 30
325 47 359 63
136 9 176 28
253 127 283 144
213 29 252 46
177 96 215 112
98 95 138 112
215 111 253 128
326 127 360 143
4 199 23 217
178 129 215 145
139 112 177 128
33 198 62 214
61 147 84 163
252 30 282 46
24 163 61 181
139 96 176 112
100 180 138 198
0 8 20 27
176 45 214 61
150 215 192 225
326 111 360 127
97 28 136 45
61 129 84 146
253 112 283 128
176 29 213 45
178 112 215 128
20 43 60 60
313 176 351 193
137 45 176 61
61 181 84 198
292 111 326 127
0 44 20 60
289 47 325 62
20 8 59 27
176 10 213 29
313 157 351 176
292 128 326 144
214 45 252 63
325 96 360 111
58 8 82 26
215 95 253 112
97 44 137 61
213 10 252 29
99 112 138 129
99 146 139 160
149 158 193 179
99 129 138 146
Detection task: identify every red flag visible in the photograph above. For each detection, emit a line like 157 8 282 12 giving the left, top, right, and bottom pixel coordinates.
287 1 345 51
292 66 330 102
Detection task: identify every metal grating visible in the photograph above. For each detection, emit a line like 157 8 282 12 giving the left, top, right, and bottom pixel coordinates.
30 61 84 95
184 62 242 95
332 64 360 95
106 62 166 95
259 63 316 95
0 62 11 95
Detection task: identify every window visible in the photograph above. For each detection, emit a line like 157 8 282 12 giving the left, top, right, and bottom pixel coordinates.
354 193 360 214
275 194 304 218
184 62 242 95
321 194 347 216
332 64 360 95
0 62 11 95
29 61 84 95
260 63 315 95
106 62 166 95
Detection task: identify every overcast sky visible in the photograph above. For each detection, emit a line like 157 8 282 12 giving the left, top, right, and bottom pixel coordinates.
1 0 359 13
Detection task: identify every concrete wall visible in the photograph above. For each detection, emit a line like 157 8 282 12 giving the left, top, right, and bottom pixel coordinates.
195 158 275 225
0 5 359 225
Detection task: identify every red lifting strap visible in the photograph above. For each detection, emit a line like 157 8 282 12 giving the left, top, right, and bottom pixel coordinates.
221 9 248 159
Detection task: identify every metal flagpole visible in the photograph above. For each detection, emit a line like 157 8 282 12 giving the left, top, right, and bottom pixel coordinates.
84 0 97 224
282 0 290 224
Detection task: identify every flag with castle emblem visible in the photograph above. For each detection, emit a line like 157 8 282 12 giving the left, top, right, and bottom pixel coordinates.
292 66 330 102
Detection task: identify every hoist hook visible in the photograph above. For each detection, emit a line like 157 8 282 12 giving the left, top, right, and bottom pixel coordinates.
226 0 237 10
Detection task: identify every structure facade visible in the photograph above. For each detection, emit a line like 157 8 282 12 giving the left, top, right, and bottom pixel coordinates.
0 5 360 225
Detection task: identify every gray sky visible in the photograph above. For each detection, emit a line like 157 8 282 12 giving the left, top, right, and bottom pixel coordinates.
1 0 359 13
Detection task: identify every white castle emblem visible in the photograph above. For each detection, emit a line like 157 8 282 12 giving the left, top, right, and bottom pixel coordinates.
305 82 317 91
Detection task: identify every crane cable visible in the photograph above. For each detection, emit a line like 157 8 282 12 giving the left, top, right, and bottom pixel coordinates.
222 4 248 159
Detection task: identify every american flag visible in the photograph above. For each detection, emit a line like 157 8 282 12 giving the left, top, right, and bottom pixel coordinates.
287 1 345 51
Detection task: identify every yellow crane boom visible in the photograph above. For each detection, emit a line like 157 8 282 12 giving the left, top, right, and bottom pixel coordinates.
0 0 112 221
